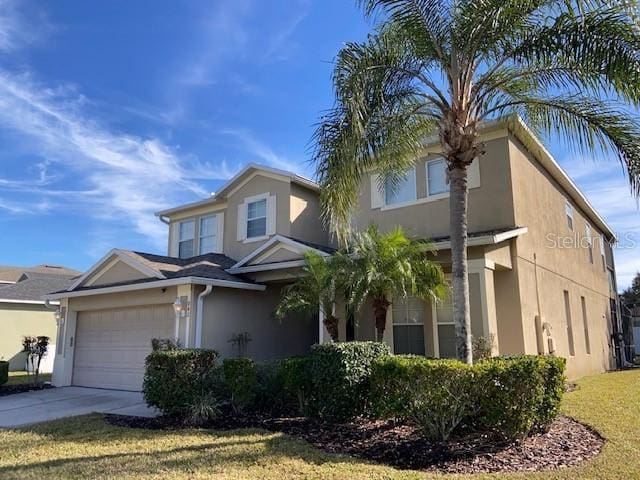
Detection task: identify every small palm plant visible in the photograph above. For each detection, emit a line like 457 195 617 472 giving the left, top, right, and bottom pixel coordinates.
276 251 343 341
344 225 446 341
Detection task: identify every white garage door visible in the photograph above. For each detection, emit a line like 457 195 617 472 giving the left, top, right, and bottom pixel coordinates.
72 304 174 391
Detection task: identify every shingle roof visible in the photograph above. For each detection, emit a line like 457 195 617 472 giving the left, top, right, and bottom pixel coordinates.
0 265 80 284
62 250 255 293
282 236 337 254
0 274 76 302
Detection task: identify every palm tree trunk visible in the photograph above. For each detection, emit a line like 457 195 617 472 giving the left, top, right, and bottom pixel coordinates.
373 296 390 341
449 165 473 365
323 314 340 342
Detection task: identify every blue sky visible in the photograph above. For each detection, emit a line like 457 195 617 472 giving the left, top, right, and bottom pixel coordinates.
0 0 637 289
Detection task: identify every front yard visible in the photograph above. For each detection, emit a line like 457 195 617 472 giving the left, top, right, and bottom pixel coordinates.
0 369 637 479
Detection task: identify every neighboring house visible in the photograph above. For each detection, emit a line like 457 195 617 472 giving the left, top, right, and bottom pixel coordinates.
45 116 620 390
0 266 79 372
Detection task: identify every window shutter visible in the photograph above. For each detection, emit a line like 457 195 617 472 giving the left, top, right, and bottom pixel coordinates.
216 212 225 253
468 158 481 188
266 194 277 235
370 174 383 209
237 203 247 241
169 222 179 257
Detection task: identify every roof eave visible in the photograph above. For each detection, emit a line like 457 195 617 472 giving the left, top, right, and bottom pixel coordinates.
43 276 265 300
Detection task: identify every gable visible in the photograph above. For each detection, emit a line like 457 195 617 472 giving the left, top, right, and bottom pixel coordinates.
247 245 307 266
85 259 154 287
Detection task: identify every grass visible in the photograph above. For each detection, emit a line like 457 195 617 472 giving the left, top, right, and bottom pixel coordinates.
0 369 637 479
5 371 52 385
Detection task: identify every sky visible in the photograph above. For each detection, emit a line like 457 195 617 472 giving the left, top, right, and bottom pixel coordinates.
0 0 637 289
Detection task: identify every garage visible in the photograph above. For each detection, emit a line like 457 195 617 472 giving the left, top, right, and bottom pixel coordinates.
72 304 174 391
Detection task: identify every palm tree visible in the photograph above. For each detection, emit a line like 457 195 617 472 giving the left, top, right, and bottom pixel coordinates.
313 0 640 364
344 225 446 341
276 250 343 341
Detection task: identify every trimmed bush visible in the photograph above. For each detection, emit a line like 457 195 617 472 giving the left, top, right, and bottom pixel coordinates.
370 354 566 441
308 341 390 421
253 361 288 415
371 356 476 440
143 348 220 417
279 356 312 416
476 355 566 439
0 361 8 386
222 358 257 414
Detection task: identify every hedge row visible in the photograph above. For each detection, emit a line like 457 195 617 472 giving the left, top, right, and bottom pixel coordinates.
142 343 565 440
371 355 566 440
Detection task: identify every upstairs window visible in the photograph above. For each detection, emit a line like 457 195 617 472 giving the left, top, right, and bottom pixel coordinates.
585 223 593 264
384 167 416 205
600 234 607 272
426 158 449 197
565 201 574 230
178 220 195 259
199 215 217 254
247 198 267 238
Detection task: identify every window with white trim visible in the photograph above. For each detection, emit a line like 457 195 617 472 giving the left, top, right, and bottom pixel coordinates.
585 223 593 264
384 167 416 205
435 294 457 358
392 296 426 355
246 198 267 238
564 290 575 356
178 219 195 259
599 234 606 272
426 158 449 197
565 201 573 230
199 215 217 254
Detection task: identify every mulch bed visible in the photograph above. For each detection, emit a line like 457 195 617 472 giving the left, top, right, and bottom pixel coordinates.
0 382 53 397
104 413 604 474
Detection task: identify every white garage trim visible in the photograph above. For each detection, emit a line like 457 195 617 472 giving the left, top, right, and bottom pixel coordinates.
72 304 174 391
44 276 265 300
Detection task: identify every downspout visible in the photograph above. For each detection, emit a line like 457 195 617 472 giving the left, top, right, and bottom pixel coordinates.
195 285 213 348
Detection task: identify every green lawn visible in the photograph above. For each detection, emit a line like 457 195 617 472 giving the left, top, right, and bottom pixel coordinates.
6 371 52 385
0 370 638 480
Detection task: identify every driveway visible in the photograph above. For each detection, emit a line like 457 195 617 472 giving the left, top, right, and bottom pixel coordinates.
0 387 158 428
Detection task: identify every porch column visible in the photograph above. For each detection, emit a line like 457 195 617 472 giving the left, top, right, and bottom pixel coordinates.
52 298 76 387
468 259 500 355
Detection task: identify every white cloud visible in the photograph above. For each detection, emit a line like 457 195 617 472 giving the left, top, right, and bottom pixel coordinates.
0 71 236 250
0 0 51 52
220 128 306 175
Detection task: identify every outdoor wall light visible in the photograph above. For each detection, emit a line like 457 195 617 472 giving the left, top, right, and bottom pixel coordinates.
173 296 190 318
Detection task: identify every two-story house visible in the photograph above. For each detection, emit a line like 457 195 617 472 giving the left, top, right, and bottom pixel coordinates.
46 116 619 390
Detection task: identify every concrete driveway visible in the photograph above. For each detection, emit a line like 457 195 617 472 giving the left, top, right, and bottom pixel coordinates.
0 387 158 428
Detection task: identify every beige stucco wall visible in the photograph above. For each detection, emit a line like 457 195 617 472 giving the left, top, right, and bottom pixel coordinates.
67 287 176 312
200 284 317 360
88 261 149 287
351 136 516 239
165 173 325 262
0 303 57 371
507 135 614 378
289 183 329 246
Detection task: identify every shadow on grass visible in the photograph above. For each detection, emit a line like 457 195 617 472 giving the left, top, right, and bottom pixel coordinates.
0 414 361 479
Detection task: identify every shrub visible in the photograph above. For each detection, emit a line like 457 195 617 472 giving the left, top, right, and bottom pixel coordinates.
253 361 288 416
371 356 477 440
222 358 257 414
0 361 8 386
307 341 390 421
475 355 566 439
143 348 220 417
370 354 566 441
151 338 179 351
279 356 312 416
